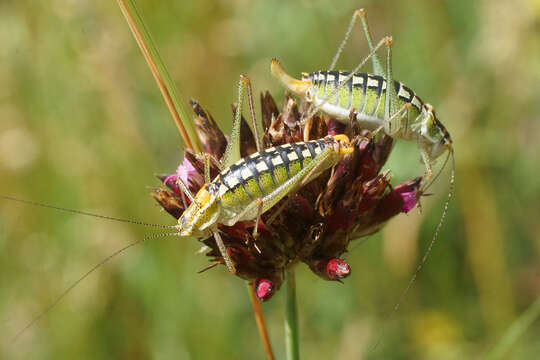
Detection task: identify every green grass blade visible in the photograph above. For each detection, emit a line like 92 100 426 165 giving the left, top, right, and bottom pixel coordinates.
482 296 540 360
117 0 202 152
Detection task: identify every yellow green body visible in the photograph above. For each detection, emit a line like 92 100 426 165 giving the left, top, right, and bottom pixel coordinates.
270 60 453 176
177 136 353 237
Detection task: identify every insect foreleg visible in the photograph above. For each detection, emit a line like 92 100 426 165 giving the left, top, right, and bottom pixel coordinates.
384 102 411 137
371 102 412 137
252 199 264 240
211 228 236 274
421 150 451 193
419 146 434 180
176 176 195 202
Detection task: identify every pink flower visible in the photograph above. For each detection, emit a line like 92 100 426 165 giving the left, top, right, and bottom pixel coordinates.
163 174 180 195
393 179 422 213
400 191 418 213
176 156 204 190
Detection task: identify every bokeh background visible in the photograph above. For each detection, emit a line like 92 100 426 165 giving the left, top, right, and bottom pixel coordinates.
1 0 539 359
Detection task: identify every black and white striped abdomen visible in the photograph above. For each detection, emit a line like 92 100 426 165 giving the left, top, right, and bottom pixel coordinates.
302 70 425 121
214 140 328 209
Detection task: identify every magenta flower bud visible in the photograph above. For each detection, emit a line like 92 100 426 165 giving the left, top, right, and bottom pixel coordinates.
393 177 422 213
326 258 351 280
162 174 181 195
253 278 275 301
399 190 418 213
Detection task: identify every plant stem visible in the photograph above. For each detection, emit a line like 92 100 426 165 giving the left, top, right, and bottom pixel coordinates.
247 283 275 360
116 0 202 152
285 268 300 360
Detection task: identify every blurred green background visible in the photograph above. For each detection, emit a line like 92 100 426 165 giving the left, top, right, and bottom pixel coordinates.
1 0 539 359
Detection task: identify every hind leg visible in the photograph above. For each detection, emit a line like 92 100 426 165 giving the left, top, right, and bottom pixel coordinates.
419 147 434 180
223 75 265 168
329 9 384 75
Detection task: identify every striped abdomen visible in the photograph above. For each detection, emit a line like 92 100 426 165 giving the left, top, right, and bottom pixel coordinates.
214 139 328 215
303 70 424 128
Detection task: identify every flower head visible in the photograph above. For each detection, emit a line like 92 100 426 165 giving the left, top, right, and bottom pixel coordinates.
152 93 422 300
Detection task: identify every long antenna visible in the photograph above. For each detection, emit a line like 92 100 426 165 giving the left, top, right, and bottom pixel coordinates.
0 194 176 229
10 231 181 344
374 150 455 349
